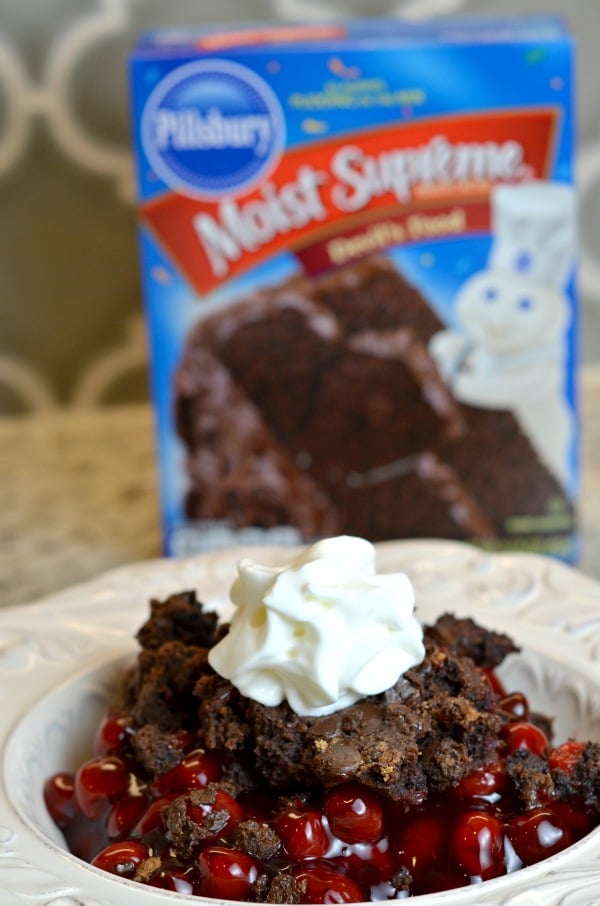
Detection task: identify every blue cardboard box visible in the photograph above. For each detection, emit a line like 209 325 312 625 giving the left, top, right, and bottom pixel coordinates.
129 16 578 559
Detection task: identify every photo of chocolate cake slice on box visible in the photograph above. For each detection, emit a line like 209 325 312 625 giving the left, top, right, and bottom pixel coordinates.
175 255 574 549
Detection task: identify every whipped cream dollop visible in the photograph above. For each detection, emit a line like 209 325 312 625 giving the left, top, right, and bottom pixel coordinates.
208 535 425 717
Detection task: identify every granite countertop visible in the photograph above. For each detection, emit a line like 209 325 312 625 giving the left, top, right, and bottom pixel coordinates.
1 370 599 608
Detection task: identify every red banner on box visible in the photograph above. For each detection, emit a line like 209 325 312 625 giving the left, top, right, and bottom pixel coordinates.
141 108 558 295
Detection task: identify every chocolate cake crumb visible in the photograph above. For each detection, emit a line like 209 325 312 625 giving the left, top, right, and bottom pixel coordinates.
194 673 253 752
134 855 162 883
424 613 518 669
421 738 472 791
163 784 233 859
391 867 413 893
233 819 281 860
553 741 600 812
505 750 554 809
130 723 187 775
251 874 271 901
136 590 219 651
128 640 212 731
220 758 260 798
264 872 307 904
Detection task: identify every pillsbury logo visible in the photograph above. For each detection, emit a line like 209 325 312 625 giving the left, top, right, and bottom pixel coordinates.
141 59 285 199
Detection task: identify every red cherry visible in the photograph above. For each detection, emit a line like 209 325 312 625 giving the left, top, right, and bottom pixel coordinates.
502 722 549 758
549 740 586 774
237 789 279 824
131 793 178 836
64 819 110 863
291 861 364 903
106 793 150 838
413 863 471 895
94 712 131 756
499 692 529 722
449 810 505 879
451 760 507 802
75 756 129 819
324 783 384 845
337 837 393 890
484 669 507 696
156 749 222 794
550 801 595 837
394 814 446 882
91 839 148 877
43 773 77 827
196 845 260 900
508 806 574 864
275 807 330 860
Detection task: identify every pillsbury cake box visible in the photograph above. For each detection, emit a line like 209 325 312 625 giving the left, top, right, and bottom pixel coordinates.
129 16 578 560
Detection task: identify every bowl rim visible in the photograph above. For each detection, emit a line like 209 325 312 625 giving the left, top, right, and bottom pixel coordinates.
3 538 600 905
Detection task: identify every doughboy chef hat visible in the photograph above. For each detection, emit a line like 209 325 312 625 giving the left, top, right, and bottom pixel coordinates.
488 181 577 289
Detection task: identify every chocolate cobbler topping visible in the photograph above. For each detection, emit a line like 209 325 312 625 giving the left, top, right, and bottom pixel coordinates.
122 591 513 805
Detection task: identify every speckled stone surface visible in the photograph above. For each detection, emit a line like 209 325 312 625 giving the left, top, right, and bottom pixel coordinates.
0 405 161 607
1 371 599 608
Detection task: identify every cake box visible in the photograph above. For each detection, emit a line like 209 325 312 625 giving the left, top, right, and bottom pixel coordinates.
128 16 578 560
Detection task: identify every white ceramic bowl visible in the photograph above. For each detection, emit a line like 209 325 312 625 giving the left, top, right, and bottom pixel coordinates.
3 539 600 906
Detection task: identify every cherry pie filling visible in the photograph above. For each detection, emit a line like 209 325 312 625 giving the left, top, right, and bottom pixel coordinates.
44 672 599 901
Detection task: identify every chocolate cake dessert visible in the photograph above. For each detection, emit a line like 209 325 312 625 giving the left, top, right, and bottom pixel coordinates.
175 256 573 545
44 539 600 901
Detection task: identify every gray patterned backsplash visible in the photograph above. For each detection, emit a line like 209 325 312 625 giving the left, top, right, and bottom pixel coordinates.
1 0 598 414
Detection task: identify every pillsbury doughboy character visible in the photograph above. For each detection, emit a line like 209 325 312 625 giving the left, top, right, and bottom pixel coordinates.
429 182 576 489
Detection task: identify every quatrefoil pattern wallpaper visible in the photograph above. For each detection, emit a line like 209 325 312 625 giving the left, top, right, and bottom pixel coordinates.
1 0 599 413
